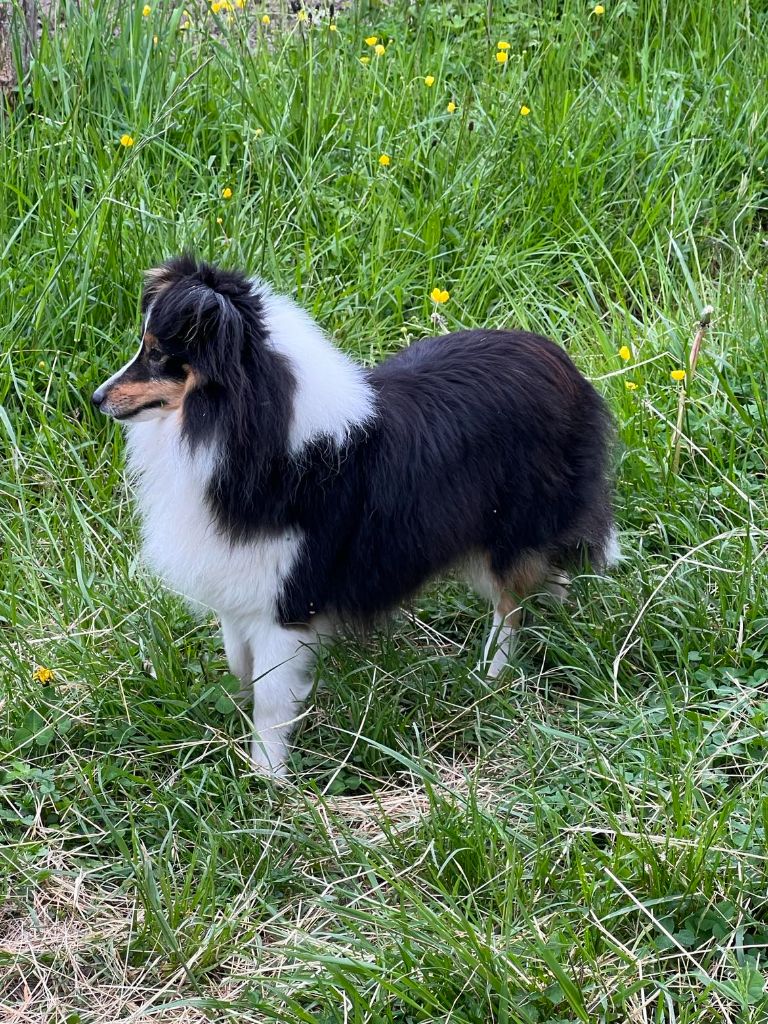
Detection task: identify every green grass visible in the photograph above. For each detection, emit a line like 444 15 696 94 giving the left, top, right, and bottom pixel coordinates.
2 0 768 1019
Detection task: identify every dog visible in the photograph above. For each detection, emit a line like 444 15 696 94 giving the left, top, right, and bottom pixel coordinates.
92 256 617 776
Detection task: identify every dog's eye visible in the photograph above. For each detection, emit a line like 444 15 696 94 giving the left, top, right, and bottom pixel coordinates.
146 349 165 364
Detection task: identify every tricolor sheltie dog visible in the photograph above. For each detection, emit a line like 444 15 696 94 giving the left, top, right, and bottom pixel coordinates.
93 256 617 776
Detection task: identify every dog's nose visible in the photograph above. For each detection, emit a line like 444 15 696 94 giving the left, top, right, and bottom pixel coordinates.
91 387 105 408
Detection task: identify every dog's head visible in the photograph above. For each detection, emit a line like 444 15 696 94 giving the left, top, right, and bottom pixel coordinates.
92 255 258 422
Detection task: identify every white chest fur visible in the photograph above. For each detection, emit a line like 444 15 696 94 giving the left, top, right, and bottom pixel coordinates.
125 418 301 618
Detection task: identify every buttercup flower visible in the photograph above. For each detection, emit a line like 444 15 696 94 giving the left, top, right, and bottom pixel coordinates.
254 127 263 137
519 105 530 116
618 345 631 361
261 13 270 24
424 75 435 87
222 186 233 199
447 101 456 113
296 8 308 21
120 134 135 146
359 56 370 64
216 216 223 224
329 23 337 31
593 4 605 14
364 35 378 46
142 5 151 15
33 666 55 685
378 153 391 167
671 369 686 381
624 381 638 391
495 50 508 63
374 43 385 55
430 287 450 304
497 40 510 50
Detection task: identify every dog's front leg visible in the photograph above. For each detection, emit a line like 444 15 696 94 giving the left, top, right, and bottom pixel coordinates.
220 615 254 705
245 620 317 778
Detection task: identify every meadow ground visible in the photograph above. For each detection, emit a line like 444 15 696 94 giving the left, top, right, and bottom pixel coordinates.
2 0 768 1020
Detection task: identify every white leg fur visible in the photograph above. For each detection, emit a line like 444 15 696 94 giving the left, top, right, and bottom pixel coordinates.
220 616 254 705
482 610 519 678
544 569 571 602
603 527 622 568
465 557 524 678
245 620 317 777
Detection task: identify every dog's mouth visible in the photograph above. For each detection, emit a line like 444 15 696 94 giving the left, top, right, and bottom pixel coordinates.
111 399 167 421
92 377 187 422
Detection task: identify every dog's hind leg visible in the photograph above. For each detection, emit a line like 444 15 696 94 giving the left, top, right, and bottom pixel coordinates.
468 550 549 678
544 568 571 602
482 596 523 678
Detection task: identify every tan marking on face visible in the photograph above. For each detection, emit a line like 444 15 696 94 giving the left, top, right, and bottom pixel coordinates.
143 331 160 350
182 366 200 396
178 367 205 425
107 377 186 416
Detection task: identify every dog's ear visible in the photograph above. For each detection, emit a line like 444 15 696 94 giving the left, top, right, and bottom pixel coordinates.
142 253 198 312
186 285 247 385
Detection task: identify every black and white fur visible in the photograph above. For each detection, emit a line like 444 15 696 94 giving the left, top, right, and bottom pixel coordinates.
92 256 618 775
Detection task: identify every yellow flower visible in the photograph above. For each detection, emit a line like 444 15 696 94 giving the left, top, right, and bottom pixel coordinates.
430 287 450 304
120 134 135 147
495 50 508 63
33 666 55 685
216 216 223 224
497 40 510 50
378 153 391 167
212 3 221 12
261 13 270 24
222 186 233 199
254 126 263 137
624 381 638 391
374 43 385 55
593 4 605 14
38 360 46 369
329 23 337 31
296 8 308 21
359 56 370 64
447 101 456 113
364 35 378 46
424 75 435 86
520 105 530 116
236 0 244 8
153 33 158 43
142 4 151 15
618 345 631 361
671 369 686 381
